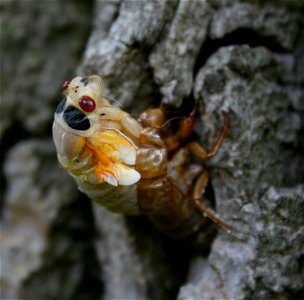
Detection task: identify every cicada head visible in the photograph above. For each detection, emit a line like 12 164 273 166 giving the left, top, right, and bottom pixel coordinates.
52 75 107 171
54 75 111 138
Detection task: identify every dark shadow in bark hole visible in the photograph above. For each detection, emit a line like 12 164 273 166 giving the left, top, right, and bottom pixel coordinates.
0 124 29 216
194 28 290 76
129 67 164 115
126 215 194 300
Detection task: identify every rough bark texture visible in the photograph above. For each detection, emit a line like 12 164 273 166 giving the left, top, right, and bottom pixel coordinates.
1 1 303 300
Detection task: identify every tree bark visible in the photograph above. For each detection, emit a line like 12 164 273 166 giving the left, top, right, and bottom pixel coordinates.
1 1 303 299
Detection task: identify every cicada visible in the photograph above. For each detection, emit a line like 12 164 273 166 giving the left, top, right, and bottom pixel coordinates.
52 75 232 239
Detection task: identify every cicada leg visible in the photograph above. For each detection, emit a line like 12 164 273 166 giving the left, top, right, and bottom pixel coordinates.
187 112 229 161
188 112 233 234
192 169 234 234
176 103 198 140
163 103 198 152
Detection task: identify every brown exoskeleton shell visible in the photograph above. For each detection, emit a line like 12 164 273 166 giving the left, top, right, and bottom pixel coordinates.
52 75 231 239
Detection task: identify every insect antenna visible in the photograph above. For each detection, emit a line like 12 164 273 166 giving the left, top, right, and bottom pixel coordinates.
159 116 185 129
103 95 123 107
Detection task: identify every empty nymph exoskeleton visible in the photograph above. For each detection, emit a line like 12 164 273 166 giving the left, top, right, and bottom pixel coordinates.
52 75 232 239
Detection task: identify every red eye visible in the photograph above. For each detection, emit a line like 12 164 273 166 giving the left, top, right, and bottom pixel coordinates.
61 80 72 91
79 95 96 112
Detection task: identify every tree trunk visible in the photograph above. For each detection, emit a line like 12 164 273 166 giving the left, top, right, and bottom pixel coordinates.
1 1 303 299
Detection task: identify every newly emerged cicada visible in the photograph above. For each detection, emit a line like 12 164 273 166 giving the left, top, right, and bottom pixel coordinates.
52 75 232 239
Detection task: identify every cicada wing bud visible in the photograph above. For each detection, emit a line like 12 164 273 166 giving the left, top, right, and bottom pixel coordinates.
52 121 86 163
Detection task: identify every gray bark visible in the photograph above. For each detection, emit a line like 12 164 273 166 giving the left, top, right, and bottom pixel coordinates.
1 1 303 300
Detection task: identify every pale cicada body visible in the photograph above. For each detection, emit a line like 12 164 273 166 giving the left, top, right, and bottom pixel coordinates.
53 76 142 214
53 75 231 239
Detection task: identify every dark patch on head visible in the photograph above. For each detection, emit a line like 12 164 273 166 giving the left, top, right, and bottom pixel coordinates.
55 97 67 114
80 78 89 86
63 106 90 130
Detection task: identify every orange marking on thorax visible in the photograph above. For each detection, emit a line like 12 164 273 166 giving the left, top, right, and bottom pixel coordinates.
85 130 129 183
98 153 111 166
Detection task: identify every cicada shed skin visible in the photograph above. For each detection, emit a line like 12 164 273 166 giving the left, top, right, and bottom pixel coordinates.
52 75 231 239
